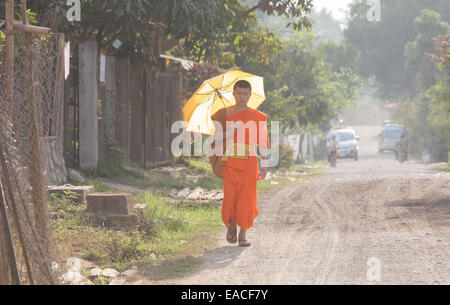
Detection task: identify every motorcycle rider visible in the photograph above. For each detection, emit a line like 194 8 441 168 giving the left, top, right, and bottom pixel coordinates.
327 134 340 165
395 133 408 161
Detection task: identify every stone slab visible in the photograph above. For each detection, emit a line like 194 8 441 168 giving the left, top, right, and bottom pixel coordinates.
48 185 94 204
101 214 139 230
86 192 134 216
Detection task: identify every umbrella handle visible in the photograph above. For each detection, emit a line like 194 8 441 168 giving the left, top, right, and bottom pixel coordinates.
215 89 229 110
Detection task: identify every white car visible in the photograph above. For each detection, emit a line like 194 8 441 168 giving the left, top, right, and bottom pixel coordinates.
327 128 359 161
378 124 406 153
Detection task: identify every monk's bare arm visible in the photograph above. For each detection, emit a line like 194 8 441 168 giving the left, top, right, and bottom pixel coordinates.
259 146 269 179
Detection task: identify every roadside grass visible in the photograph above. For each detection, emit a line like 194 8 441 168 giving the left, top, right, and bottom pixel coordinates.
49 190 222 274
435 162 450 172
53 157 327 280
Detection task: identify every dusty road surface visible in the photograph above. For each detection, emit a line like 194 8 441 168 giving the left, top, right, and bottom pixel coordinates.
163 125 450 285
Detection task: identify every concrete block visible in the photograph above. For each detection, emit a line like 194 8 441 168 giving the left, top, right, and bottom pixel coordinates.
102 214 139 230
86 192 134 216
48 185 94 204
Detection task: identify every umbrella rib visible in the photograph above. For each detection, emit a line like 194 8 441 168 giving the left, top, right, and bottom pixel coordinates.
221 76 239 91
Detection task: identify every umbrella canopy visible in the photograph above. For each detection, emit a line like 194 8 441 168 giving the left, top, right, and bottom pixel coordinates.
182 70 265 135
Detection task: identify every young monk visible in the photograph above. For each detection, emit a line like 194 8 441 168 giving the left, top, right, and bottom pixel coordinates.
211 80 269 246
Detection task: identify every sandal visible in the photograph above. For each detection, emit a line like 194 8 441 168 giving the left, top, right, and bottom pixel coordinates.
226 222 237 244
238 236 251 247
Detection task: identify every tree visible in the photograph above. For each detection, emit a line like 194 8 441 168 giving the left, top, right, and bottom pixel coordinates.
404 9 449 91
319 41 358 73
427 35 450 161
24 0 239 65
242 0 313 30
392 33 450 162
345 0 450 99
16 0 314 66
311 8 343 44
257 30 360 149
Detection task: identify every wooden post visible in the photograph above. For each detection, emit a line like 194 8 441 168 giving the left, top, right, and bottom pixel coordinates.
0 177 21 285
117 58 131 160
5 0 14 120
104 56 116 143
13 22 52 35
129 65 145 165
0 0 21 285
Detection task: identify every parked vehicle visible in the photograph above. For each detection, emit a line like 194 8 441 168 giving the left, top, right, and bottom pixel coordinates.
378 124 407 153
327 127 359 161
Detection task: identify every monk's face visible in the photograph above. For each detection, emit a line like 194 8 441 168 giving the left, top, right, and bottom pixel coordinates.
233 87 251 107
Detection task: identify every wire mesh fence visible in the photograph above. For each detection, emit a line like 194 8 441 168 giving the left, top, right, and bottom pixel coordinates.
0 32 62 285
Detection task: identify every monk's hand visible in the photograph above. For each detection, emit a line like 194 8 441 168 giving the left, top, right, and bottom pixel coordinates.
259 167 268 179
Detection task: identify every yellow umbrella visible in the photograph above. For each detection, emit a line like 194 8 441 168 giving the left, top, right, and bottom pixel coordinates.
182 70 265 135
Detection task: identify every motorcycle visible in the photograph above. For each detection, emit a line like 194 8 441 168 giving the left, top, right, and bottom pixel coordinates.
330 151 337 168
396 149 407 163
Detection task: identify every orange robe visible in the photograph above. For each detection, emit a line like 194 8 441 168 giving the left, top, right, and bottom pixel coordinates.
221 108 269 229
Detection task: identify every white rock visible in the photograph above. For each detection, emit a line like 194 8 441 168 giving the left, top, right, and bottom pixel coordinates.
169 188 178 198
62 270 83 284
122 269 138 276
270 181 279 185
187 187 205 200
200 191 215 200
51 262 59 272
177 187 191 198
89 267 102 278
67 168 85 183
66 257 81 272
101 268 120 279
134 203 147 210
213 193 224 200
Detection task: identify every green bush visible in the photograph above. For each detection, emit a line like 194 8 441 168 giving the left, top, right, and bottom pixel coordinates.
275 143 294 170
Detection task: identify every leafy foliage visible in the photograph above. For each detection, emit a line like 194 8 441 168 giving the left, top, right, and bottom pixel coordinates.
259 31 360 133
183 62 221 102
21 0 313 66
404 9 449 91
243 0 313 30
427 35 450 74
276 143 295 169
345 0 450 99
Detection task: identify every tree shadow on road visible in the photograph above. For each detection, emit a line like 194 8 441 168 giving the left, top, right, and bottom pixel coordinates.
385 196 450 227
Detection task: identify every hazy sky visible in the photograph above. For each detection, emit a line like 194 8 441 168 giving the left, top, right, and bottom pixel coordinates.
313 0 355 21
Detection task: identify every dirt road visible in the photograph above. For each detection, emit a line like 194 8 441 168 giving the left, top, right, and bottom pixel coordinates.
166 125 450 285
